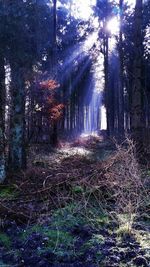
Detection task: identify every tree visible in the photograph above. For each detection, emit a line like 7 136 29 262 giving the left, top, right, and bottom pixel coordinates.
39 79 64 145
130 0 144 153
0 1 6 181
0 55 6 182
118 0 124 136
5 0 52 170
96 0 115 136
8 63 26 170
51 0 58 144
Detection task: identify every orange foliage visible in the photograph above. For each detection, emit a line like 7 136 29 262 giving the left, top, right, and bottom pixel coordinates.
38 79 64 122
40 80 60 90
47 96 55 105
50 104 64 121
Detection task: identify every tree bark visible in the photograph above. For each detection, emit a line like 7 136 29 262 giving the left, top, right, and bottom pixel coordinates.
118 0 124 136
104 34 113 136
9 63 26 171
131 0 144 153
0 57 6 182
51 0 58 144
52 0 57 75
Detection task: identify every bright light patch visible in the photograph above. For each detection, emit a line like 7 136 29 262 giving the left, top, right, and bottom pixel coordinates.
60 147 92 157
72 0 96 20
126 0 136 7
106 17 120 35
101 106 107 130
80 132 99 138
83 31 98 52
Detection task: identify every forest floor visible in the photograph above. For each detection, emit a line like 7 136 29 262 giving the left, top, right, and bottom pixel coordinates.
0 133 149 267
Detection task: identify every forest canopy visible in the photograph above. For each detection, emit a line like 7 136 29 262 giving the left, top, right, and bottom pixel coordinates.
0 1 150 267
0 0 150 179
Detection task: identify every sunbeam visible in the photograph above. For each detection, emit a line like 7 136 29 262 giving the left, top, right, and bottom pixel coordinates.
71 0 96 20
106 17 120 36
59 31 98 86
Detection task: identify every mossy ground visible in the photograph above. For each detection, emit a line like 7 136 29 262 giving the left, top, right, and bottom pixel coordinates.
1 201 149 266
18 203 109 262
0 232 11 248
0 185 18 200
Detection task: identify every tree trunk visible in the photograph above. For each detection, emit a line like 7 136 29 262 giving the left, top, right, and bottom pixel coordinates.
9 64 26 171
0 57 6 182
51 121 58 146
51 0 58 143
52 0 57 75
118 0 124 136
131 0 144 153
104 35 113 136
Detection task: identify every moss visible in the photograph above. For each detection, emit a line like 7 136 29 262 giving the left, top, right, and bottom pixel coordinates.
21 224 43 240
82 234 104 250
0 186 18 199
21 223 76 258
50 204 109 232
51 204 86 230
20 204 109 261
71 185 84 194
79 234 104 263
0 232 11 248
43 229 76 252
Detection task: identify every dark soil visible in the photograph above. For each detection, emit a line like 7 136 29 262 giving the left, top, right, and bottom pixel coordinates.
0 220 149 266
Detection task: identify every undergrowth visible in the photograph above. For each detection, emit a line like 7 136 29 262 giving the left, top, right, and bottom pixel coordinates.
0 185 18 200
0 232 11 248
0 136 149 266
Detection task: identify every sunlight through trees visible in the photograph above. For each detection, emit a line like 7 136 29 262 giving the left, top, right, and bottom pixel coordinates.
0 0 149 178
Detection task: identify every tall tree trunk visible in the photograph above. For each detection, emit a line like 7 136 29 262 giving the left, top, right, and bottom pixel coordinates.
52 0 57 75
104 35 113 135
104 34 109 134
9 64 26 170
51 0 58 145
51 121 58 146
0 57 6 182
118 0 124 136
131 0 144 153
103 0 114 136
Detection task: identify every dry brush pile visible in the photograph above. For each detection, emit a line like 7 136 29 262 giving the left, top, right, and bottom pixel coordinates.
0 137 149 227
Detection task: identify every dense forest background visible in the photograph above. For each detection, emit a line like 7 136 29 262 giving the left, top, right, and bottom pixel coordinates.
0 1 150 267
0 0 150 179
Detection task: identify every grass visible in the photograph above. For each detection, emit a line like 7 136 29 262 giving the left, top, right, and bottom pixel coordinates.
116 224 133 240
135 229 150 250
